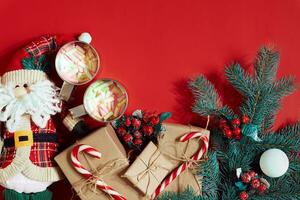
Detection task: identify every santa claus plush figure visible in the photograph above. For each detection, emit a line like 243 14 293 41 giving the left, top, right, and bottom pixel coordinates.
0 35 74 200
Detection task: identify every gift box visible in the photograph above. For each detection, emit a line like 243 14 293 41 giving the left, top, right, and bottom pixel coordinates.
54 125 143 200
157 123 210 195
123 141 177 196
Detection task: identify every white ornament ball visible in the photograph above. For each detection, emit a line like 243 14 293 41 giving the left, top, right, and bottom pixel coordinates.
259 148 289 178
78 32 92 44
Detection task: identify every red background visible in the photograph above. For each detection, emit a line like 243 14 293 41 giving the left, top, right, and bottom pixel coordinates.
0 0 299 199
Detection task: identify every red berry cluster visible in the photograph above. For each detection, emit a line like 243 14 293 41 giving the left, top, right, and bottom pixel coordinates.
219 115 250 140
241 170 257 183
239 191 248 200
239 170 268 200
115 111 164 152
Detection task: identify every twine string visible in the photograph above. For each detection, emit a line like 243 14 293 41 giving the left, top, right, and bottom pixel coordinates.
123 148 171 196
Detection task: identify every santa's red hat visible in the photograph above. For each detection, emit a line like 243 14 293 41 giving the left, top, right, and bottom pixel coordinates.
1 34 76 85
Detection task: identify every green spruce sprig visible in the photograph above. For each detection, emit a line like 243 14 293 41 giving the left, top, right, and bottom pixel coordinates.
159 47 299 200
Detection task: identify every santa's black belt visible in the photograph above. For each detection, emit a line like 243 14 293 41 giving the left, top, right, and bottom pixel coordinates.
3 133 58 148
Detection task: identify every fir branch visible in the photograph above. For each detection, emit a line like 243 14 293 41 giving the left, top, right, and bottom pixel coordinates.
197 152 220 199
288 159 300 173
254 47 279 84
225 63 255 97
269 122 300 155
190 75 219 112
158 188 211 200
252 193 300 200
254 76 296 130
254 133 300 152
260 114 275 132
248 90 280 129
254 75 295 130
210 129 228 151
240 75 295 132
220 184 239 200
239 89 280 129
273 75 296 98
227 140 241 170
215 106 237 120
190 75 236 119
188 46 299 200
239 47 289 130
276 121 300 135
226 139 257 172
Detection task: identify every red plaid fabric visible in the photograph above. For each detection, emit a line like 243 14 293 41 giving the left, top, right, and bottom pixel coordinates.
0 118 59 168
25 36 57 58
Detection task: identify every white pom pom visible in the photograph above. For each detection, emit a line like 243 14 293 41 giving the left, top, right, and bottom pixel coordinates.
259 148 289 178
78 32 92 44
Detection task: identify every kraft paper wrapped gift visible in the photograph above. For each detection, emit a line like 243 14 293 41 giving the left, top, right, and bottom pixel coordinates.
54 125 143 200
157 123 210 195
123 141 177 196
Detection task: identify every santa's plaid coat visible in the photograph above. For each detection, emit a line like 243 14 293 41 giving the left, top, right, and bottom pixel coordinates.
0 118 59 169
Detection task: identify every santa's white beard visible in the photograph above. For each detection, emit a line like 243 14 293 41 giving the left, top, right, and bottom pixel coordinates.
0 80 61 132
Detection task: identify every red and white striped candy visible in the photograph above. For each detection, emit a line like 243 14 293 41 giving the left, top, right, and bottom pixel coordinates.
151 131 209 199
71 144 127 200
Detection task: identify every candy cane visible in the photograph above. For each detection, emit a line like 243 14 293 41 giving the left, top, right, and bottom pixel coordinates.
151 131 209 199
71 144 127 200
